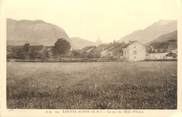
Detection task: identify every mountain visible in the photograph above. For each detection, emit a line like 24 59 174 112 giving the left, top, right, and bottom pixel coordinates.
7 19 69 46
144 30 177 53
70 37 98 49
149 30 177 44
148 31 177 51
7 19 97 49
119 20 177 43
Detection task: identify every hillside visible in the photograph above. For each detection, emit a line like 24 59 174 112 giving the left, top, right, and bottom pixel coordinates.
149 31 177 44
70 37 98 49
7 19 69 46
119 20 177 43
147 31 177 52
7 19 97 49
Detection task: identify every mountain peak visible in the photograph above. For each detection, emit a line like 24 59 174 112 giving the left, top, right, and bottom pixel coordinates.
119 19 177 43
7 19 98 49
7 18 45 23
7 18 69 46
152 19 177 26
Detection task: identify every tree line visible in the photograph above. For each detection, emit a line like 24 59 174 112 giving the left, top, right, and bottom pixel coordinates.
7 38 101 60
7 38 71 60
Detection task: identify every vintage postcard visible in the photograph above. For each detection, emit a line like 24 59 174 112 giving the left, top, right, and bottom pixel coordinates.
0 0 182 117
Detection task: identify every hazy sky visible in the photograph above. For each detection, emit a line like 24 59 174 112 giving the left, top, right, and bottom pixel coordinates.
6 0 178 42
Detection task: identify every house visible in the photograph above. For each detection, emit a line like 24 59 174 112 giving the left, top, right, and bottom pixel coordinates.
100 49 113 57
100 45 115 57
122 41 146 61
171 49 177 54
166 49 177 59
146 53 167 60
146 41 177 60
100 42 124 58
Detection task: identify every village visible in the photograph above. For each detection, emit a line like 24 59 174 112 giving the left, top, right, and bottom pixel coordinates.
7 38 177 62
4 0 178 110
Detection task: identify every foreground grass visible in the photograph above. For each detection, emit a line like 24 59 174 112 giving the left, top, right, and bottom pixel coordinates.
7 61 177 109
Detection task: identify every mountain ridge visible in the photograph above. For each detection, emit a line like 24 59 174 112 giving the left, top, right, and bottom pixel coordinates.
119 20 177 43
70 37 98 49
149 30 177 44
7 19 98 49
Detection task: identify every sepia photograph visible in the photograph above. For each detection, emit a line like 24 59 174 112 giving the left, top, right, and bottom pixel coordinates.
4 0 178 110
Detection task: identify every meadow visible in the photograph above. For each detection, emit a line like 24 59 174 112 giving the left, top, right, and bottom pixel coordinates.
7 61 177 109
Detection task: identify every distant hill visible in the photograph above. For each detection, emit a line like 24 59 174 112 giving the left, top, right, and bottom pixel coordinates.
7 19 97 49
149 30 177 44
147 31 177 52
7 19 69 46
70 37 98 49
119 20 177 43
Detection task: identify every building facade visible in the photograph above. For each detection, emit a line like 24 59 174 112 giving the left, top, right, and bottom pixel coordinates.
123 41 146 61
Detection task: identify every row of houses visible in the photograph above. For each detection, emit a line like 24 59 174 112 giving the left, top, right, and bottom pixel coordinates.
99 41 177 61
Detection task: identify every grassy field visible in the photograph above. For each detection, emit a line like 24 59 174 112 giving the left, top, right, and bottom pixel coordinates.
7 61 177 109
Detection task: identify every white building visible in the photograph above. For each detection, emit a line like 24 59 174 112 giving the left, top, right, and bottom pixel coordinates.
123 41 146 61
146 53 167 60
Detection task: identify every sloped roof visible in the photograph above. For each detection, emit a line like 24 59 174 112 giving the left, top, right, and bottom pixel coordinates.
123 41 145 48
81 46 96 53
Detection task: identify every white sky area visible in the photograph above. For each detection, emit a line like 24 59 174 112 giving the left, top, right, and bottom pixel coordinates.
6 0 178 42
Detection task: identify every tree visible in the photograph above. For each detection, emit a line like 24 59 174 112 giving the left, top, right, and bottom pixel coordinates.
16 43 31 59
23 43 30 52
54 38 71 56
